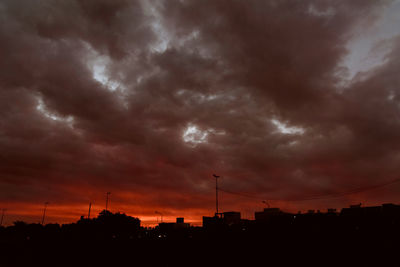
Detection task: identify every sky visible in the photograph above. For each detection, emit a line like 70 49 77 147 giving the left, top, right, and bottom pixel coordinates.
1 0 400 226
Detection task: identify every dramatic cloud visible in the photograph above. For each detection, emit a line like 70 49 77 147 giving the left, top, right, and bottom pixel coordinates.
1 0 400 225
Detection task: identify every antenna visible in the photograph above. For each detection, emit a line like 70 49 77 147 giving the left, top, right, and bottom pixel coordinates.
41 202 49 225
213 174 220 215
0 209 6 226
88 202 92 219
105 192 111 212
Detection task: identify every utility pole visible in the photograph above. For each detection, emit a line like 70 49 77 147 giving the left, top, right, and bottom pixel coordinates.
105 192 111 212
0 209 6 226
213 174 220 215
88 202 92 219
41 202 49 225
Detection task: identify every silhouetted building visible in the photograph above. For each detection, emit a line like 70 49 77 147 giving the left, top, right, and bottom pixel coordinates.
382 203 400 215
203 211 241 228
341 203 400 218
222 211 241 225
327 208 337 214
341 204 365 217
202 215 221 229
255 208 284 222
254 208 294 227
159 217 190 232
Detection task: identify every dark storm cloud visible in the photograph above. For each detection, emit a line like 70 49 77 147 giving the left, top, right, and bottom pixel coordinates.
1 0 399 222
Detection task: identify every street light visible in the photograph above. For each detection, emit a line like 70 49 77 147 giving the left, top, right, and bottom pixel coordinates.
41 202 49 225
106 192 111 212
0 209 6 226
213 174 220 215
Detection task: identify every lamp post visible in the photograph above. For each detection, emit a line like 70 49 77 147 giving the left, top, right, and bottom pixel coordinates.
106 192 111 212
88 202 92 219
41 202 49 225
213 174 220 215
0 209 6 226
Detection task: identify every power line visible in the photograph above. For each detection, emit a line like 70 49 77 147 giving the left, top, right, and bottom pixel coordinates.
219 188 264 200
219 176 400 202
295 177 400 201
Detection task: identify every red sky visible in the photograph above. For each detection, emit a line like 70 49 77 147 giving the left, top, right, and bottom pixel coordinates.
1 0 400 226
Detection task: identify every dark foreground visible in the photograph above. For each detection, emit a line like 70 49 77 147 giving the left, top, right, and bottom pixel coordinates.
1 208 400 266
1 226 399 266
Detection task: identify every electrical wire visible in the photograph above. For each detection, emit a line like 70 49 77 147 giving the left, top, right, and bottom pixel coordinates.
218 176 400 202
